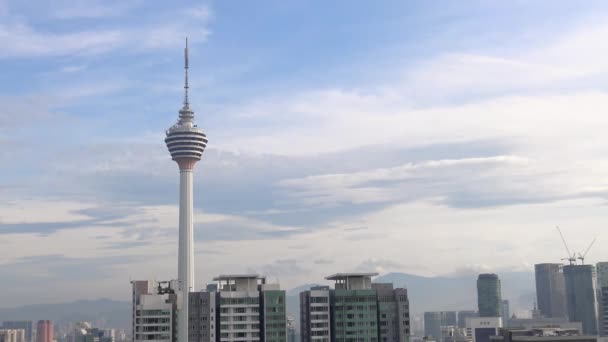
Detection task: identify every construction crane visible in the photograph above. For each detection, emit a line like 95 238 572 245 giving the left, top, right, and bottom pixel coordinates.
157 280 175 295
577 237 597 265
556 226 577 265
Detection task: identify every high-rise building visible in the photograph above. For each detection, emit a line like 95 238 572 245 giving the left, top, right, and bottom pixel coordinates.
0 329 26 342
424 312 457 340
534 264 567 319
300 286 331 342
424 312 443 340
443 313 458 328
457 312 478 329
477 274 502 317
101 330 115 342
131 280 178 342
211 274 286 342
36 321 53 342
596 262 608 336
563 264 598 335
188 291 215 342
330 273 380 342
2 322 33 342
501 301 509 328
300 273 411 342
188 275 286 342
164 38 208 342
287 317 296 342
373 283 411 342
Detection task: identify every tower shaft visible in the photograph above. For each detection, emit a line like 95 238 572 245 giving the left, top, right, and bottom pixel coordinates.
178 168 195 292
178 168 195 342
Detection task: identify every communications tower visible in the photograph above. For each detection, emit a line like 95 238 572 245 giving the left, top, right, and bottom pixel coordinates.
165 38 208 342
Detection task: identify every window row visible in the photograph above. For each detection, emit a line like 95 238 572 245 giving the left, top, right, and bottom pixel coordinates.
220 297 260 305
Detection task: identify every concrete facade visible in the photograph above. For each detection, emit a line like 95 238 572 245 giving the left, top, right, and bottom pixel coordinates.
189 291 215 342
131 280 178 342
491 327 596 342
0 330 26 342
36 321 53 342
596 262 608 336
458 313 479 329
1 322 33 342
200 274 288 342
373 284 410 342
300 286 331 342
465 317 502 342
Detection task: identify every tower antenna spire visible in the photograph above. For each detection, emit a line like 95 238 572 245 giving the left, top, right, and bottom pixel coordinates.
184 37 189 108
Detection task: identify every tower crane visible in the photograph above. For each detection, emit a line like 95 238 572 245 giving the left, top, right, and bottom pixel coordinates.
556 226 577 265
577 237 597 265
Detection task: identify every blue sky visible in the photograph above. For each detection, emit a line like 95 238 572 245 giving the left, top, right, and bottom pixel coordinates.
3 0 608 308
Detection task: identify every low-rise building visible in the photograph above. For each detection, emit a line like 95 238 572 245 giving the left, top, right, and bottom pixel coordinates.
466 317 502 342
0 329 26 342
2 322 33 342
490 328 596 342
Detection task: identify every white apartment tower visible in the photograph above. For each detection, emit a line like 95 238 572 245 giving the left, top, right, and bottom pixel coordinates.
214 275 286 342
299 286 331 342
132 280 178 342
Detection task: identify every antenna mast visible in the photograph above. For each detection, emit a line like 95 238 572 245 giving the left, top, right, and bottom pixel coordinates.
184 37 189 108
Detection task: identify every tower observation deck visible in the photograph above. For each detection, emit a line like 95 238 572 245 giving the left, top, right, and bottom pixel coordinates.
165 38 208 171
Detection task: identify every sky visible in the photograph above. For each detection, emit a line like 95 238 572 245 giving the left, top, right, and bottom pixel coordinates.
2 0 608 307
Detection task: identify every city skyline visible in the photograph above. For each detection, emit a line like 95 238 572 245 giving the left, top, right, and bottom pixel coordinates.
4 0 608 308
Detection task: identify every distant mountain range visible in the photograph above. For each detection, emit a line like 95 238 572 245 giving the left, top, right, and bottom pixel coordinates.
0 272 535 331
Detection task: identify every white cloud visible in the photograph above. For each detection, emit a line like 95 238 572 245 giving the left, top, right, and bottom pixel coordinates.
0 4 211 59
276 152 607 209
59 65 88 73
0 23 123 58
187 6 212 20
0 200 93 224
212 19 608 157
48 0 139 19
355 259 406 274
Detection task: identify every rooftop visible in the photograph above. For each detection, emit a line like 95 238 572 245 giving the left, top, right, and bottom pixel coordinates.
478 273 499 279
213 274 265 281
325 272 378 280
